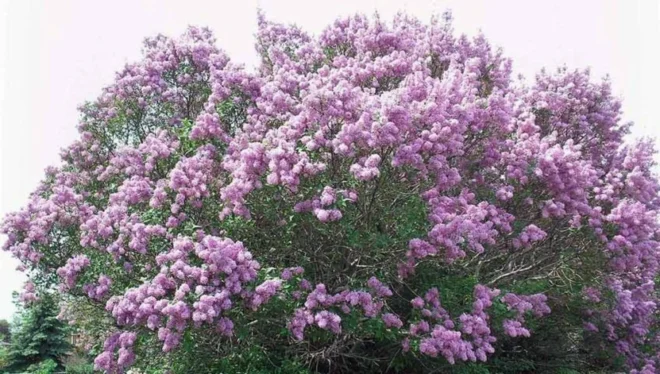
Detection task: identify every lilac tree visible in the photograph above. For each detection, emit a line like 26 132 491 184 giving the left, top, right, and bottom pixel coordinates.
2 12 658 373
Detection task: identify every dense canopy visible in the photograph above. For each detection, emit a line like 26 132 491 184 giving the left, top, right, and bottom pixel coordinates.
2 11 659 374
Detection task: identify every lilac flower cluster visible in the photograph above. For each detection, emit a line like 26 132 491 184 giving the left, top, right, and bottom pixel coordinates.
501 293 551 337
288 278 397 340
2 184 93 265
247 279 283 310
84 275 112 301
80 204 167 259
19 281 39 304
94 331 137 373
293 186 345 223
98 130 180 181
411 285 501 363
161 144 218 213
103 235 261 353
512 224 547 249
350 154 382 181
56 254 91 291
400 189 514 276
280 266 304 280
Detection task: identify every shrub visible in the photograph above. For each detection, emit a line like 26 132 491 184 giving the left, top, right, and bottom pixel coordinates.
2 11 658 374
65 362 95 374
0 345 9 371
27 359 58 374
4 295 70 372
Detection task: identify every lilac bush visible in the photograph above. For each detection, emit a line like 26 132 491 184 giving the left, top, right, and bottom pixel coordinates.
2 11 659 373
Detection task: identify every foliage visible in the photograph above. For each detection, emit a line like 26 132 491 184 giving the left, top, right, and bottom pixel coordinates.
63 352 96 374
27 359 58 374
0 320 10 343
65 362 95 374
0 345 9 372
4 295 71 372
1 10 659 374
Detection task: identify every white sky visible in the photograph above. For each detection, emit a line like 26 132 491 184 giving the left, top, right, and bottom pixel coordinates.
0 0 659 320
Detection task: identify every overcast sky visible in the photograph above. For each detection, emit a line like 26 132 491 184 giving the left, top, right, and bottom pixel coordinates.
1 0 659 320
